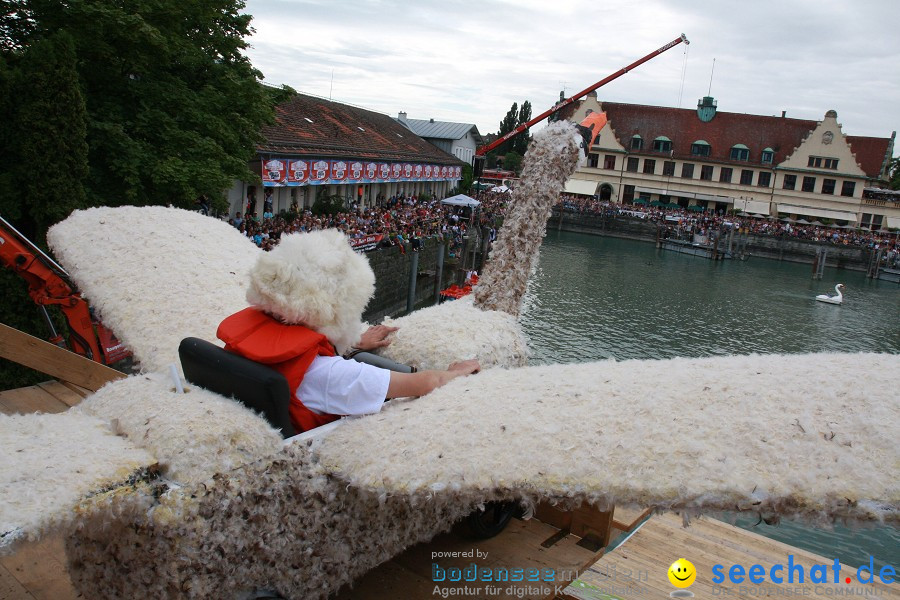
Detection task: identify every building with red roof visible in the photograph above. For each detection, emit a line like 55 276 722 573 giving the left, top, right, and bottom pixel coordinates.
563 92 897 229
227 93 464 217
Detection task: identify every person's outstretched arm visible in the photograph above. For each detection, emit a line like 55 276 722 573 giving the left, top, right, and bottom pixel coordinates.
386 360 480 398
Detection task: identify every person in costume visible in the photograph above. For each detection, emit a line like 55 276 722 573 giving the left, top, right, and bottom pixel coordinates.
217 229 480 433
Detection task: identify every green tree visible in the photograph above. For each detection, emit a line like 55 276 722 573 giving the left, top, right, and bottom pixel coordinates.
493 102 518 157
0 32 88 242
459 164 474 193
512 100 532 155
889 157 900 190
502 151 523 174
5 0 273 211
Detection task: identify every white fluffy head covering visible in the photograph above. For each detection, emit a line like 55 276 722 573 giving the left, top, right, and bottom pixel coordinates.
246 229 375 354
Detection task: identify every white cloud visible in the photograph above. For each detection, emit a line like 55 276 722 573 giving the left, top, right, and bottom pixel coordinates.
244 0 900 152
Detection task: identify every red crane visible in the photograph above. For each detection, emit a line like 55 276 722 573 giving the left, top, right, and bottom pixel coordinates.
476 33 689 158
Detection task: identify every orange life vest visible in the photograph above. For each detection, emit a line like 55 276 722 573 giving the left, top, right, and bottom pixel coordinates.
217 307 339 433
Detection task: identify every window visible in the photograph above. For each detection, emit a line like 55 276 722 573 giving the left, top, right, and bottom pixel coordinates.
871 215 884 230
681 163 695 178
604 155 616 170
783 174 796 190
631 136 643 150
758 172 771 187
740 169 754 185
691 141 711 156
700 165 714 180
841 181 856 197
626 157 639 172
719 167 733 183
730 144 749 161
802 176 816 192
623 185 635 203
663 161 676 176
643 159 656 174
588 153 599 168
653 137 672 152
808 156 839 169
761 148 774 164
822 178 835 195
860 213 872 228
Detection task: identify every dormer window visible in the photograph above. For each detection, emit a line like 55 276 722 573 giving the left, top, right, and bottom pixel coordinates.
730 144 749 161
691 140 711 157
652 136 672 152
630 135 643 151
761 148 774 164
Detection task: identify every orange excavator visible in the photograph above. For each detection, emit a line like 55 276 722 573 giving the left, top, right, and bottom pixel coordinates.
0 215 131 365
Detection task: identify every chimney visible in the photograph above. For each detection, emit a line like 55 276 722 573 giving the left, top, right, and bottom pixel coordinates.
781 111 786 118
429 118 435 123
398 111 407 121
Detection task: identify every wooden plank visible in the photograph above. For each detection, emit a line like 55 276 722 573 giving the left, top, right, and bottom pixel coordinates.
35 381 84 408
610 506 650 532
58 381 92 399
0 323 125 392
0 386 68 415
572 516 900 600
338 518 605 600
0 537 78 600
0 563 35 600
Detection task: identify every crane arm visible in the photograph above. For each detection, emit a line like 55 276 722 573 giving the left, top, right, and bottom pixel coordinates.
476 33 689 157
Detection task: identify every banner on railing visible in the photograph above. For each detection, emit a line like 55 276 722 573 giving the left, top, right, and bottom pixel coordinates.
349 233 384 252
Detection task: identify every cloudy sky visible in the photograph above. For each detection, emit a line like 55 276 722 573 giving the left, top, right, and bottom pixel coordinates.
242 0 898 153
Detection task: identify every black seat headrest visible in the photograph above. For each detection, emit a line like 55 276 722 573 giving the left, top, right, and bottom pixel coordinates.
178 337 296 438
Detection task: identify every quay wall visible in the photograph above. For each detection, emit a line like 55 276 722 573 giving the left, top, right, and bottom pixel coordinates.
549 210 876 272
363 239 457 323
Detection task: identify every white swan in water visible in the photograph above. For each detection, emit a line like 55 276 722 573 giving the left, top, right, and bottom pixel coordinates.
816 283 845 305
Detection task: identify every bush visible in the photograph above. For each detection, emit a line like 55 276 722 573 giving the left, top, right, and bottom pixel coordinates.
311 194 345 216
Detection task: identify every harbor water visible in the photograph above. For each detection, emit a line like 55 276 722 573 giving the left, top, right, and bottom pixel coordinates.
519 230 899 570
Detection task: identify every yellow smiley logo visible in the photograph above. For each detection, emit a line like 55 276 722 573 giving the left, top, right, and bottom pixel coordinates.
668 558 697 588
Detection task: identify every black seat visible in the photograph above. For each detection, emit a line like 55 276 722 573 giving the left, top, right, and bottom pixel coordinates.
178 337 296 438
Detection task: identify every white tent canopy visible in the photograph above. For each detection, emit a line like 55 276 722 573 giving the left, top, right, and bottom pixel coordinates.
441 194 480 208
491 185 510 193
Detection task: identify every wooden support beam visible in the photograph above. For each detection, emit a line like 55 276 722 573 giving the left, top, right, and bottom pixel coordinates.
0 323 125 392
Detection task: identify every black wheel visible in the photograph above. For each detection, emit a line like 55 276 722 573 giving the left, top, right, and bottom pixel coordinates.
464 501 516 539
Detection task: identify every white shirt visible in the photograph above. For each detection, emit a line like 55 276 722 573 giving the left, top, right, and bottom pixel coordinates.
296 355 391 416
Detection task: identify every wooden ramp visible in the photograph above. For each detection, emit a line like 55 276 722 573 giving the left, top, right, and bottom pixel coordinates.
563 513 899 600
0 323 124 600
335 505 651 600
0 381 86 600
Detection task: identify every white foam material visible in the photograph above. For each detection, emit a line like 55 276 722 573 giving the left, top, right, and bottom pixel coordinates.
47 206 260 373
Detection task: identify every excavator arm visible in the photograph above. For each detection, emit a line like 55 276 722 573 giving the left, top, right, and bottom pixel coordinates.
0 215 130 365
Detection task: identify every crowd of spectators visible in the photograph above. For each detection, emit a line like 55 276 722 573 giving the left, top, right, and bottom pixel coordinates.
555 195 899 258
227 190 510 255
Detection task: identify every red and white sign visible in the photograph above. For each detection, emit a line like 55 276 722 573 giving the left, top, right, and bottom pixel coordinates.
331 160 347 181
311 160 330 182
414 164 423 179
350 233 384 252
263 159 286 183
440 166 448 178
403 163 413 179
288 159 308 183
366 162 378 179
350 161 363 180
424 165 433 178
391 163 402 179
